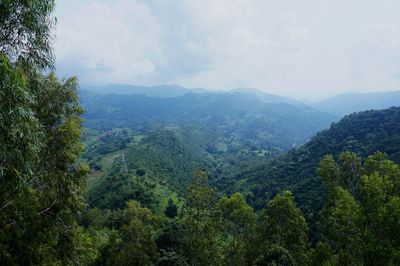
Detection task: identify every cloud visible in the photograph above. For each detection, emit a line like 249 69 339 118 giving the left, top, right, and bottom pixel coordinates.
56 0 162 84
346 23 400 88
55 0 400 99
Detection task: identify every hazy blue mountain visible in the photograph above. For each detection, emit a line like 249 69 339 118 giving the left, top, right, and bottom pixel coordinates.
230 87 306 106
82 84 308 106
313 90 400 116
82 84 207 98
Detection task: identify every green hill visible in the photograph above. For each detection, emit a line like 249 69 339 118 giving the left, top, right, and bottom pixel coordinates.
229 107 400 216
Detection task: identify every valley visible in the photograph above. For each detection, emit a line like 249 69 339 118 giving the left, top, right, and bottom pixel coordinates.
81 87 400 217
77 86 400 265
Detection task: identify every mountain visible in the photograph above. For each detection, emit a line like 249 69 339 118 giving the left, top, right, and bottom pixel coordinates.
228 107 400 216
82 84 206 98
229 87 304 105
313 90 400 116
83 84 306 105
80 89 335 209
80 90 335 152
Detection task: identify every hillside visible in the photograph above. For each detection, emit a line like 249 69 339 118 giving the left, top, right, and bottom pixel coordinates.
229 107 400 215
81 105 400 265
313 90 400 116
80 90 336 214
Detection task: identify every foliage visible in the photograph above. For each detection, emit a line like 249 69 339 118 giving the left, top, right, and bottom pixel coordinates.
0 2 91 264
218 192 256 265
317 152 400 265
88 173 157 210
95 200 161 266
180 168 223 265
254 245 296 266
0 54 90 264
261 191 310 265
319 187 363 265
0 0 56 68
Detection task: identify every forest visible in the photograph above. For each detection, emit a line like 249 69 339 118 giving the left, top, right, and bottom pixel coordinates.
1 1 400 265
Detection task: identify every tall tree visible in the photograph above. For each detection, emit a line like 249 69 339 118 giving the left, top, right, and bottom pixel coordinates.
181 168 222 265
0 1 91 264
319 187 363 265
261 191 310 265
218 192 256 265
0 61 90 264
359 153 400 265
97 200 160 266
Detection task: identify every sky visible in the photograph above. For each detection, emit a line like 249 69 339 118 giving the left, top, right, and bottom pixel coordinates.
55 0 400 100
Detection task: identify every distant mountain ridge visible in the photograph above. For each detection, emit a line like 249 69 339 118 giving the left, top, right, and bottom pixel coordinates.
81 84 305 105
313 90 400 116
82 84 206 98
82 84 400 116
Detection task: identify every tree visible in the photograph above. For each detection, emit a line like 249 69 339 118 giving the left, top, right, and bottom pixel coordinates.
319 187 363 265
180 168 223 265
97 200 161 266
165 198 178 218
311 241 337 266
318 152 362 194
254 245 295 266
218 192 256 265
261 191 310 265
317 154 340 191
359 153 400 265
0 0 56 69
318 152 400 265
338 152 362 194
0 61 90 264
0 2 91 264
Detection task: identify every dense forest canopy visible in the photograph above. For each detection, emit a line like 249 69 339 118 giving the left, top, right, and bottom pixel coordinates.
1 1 400 265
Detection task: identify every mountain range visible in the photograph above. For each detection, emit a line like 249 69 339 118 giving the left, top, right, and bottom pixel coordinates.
83 84 400 116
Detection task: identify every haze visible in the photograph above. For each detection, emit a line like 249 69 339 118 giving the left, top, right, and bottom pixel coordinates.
55 0 400 100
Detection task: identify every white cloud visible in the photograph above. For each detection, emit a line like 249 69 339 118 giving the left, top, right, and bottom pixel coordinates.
55 0 400 100
344 23 400 90
56 0 162 84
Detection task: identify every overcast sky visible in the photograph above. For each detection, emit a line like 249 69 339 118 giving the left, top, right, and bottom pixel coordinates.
55 0 400 100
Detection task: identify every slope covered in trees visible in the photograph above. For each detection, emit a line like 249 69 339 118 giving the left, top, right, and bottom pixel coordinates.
82 153 400 265
229 107 400 214
80 104 400 265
